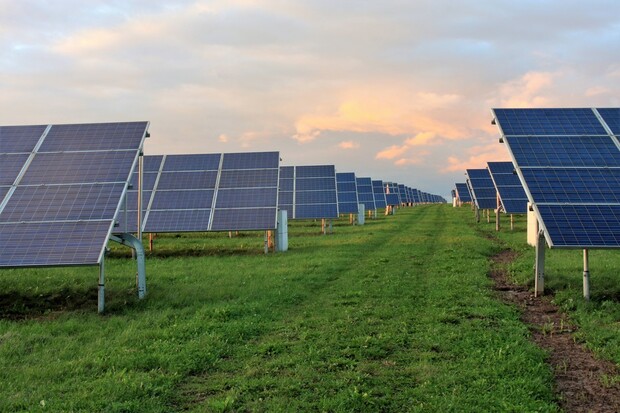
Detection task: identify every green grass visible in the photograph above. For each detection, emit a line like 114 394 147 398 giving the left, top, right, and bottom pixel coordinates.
474 208 620 375
0 205 559 412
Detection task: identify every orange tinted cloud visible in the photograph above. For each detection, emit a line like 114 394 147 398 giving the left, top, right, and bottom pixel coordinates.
491 71 558 108
338 140 360 149
442 143 511 173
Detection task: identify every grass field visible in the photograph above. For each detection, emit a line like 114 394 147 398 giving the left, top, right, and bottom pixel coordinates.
3 203 617 411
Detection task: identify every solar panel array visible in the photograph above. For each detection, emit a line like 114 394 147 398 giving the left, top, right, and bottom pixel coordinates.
356 177 377 211
487 161 528 214
278 165 339 219
493 107 620 248
466 168 497 210
336 173 359 214
372 180 387 208
0 122 148 267
119 152 280 233
455 183 472 202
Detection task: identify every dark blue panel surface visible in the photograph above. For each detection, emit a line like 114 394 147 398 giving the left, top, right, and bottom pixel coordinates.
538 205 620 247
467 177 496 209
295 204 338 219
338 192 358 203
296 165 335 178
39 122 148 152
385 194 400 206
502 199 528 214
337 172 356 182
157 171 218 190
151 189 214 210
0 125 46 153
219 169 278 188
279 166 294 178
455 183 472 202
521 169 620 203
337 181 357 192
598 108 620 135
129 172 159 191
338 202 359 214
21 151 137 185
296 190 337 204
278 191 293 205
372 180 386 208
221 151 279 170
0 154 29 185
211 208 277 231
1 183 125 223
279 178 294 191
215 188 278 208
488 161 528 214
0 187 9 203
295 178 336 191
493 108 606 136
505 136 620 167
0 221 110 267
487 161 515 174
142 155 164 172
144 209 211 233
162 154 221 171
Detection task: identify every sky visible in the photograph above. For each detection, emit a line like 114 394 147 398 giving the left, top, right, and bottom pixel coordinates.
2 1 620 200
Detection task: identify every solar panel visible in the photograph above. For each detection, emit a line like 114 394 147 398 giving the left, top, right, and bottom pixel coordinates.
493 108 607 136
121 152 280 233
598 108 620 135
356 177 376 211
336 173 359 214
487 161 528 214
492 107 620 248
0 125 47 153
384 182 400 206
466 168 497 210
0 121 149 268
278 165 339 219
372 180 387 208
455 183 472 202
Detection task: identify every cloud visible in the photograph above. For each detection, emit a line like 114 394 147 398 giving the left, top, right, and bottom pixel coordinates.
492 71 559 107
218 134 229 143
338 140 360 149
442 142 511 173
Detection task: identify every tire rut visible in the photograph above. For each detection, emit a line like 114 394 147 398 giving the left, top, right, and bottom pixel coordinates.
490 249 620 412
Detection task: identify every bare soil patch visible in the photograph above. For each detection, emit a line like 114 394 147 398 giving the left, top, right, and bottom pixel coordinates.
490 249 620 412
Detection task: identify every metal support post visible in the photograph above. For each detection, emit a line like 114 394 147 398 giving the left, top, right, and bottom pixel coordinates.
535 229 546 296
98 260 105 314
264 231 268 254
583 249 590 300
510 214 514 231
109 233 147 299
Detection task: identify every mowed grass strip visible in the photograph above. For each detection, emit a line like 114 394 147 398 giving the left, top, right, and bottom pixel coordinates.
0 205 556 412
476 209 620 374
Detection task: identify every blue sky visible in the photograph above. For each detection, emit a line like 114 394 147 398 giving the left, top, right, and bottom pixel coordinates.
2 0 620 199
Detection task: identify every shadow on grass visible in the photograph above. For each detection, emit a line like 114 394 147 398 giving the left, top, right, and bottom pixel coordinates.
0 287 99 320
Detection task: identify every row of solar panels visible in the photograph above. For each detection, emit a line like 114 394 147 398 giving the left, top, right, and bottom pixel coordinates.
116 154 445 234
0 122 444 269
455 107 620 250
453 161 529 215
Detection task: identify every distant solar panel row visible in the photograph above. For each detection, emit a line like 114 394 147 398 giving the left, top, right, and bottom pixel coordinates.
487 161 528 214
372 180 387 208
466 168 497 210
455 183 472 202
0 122 149 267
493 107 620 248
278 165 339 219
118 152 280 233
336 173 359 214
356 177 376 211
